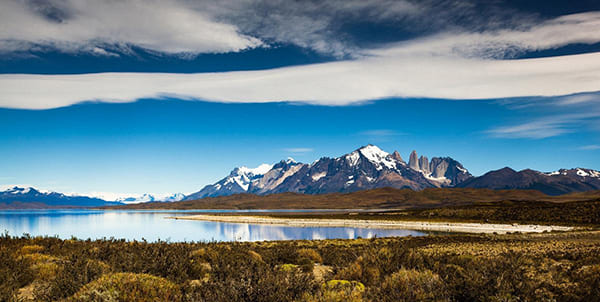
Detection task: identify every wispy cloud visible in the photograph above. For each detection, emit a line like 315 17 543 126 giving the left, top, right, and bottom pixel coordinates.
0 0 262 55
358 129 405 142
283 148 314 154
0 0 543 57
1 8 600 109
578 145 600 150
2 48 600 109
486 113 600 139
554 93 600 106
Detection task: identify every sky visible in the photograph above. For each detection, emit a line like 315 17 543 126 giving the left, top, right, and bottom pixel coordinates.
1 0 599 199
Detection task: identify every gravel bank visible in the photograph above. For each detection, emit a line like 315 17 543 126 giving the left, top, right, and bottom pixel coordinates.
169 215 574 234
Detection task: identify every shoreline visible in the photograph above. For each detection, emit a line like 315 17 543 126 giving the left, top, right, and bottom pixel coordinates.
168 214 574 234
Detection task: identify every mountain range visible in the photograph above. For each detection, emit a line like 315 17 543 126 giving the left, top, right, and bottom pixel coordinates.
457 167 600 195
2 144 599 208
185 145 471 200
0 187 123 209
115 193 185 204
185 144 600 199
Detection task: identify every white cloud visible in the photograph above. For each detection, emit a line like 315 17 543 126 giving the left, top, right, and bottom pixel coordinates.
1 12 600 109
359 129 405 142
578 145 600 150
486 113 600 139
283 148 313 154
1 50 600 109
0 0 262 55
0 0 585 58
366 12 600 59
555 93 600 106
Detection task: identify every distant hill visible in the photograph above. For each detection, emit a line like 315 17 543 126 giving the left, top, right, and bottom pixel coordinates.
458 167 600 195
115 193 185 203
108 187 600 210
0 187 123 209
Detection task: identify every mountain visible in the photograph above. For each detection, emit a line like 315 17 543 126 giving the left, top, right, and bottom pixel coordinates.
0 187 123 208
185 163 276 200
185 145 472 199
458 167 600 195
115 193 185 204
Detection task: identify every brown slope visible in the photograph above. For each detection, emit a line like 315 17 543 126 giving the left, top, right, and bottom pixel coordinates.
102 187 593 210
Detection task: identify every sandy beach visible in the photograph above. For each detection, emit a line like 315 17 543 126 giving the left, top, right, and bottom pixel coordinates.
169 214 574 234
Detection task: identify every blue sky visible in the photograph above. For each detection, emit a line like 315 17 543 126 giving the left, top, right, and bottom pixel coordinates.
1 0 599 199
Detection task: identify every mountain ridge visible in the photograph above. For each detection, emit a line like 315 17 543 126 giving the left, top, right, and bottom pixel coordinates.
3 145 599 208
0 186 123 209
185 145 600 198
185 145 473 199
458 167 600 195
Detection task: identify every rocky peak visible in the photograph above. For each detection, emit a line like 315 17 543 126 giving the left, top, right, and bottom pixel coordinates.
390 151 404 163
418 156 430 173
408 150 419 170
273 158 299 170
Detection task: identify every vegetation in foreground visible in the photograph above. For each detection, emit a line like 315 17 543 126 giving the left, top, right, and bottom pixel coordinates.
1 231 600 301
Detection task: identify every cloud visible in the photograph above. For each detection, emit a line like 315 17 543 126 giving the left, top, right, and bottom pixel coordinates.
486 113 600 139
578 145 600 150
1 49 600 109
1 12 600 109
0 0 262 55
283 148 314 154
359 130 405 142
367 12 600 59
0 0 591 58
554 93 600 106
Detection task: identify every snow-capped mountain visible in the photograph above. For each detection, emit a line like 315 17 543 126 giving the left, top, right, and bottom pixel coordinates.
184 145 472 199
185 162 278 200
115 193 185 204
459 167 600 195
0 186 123 208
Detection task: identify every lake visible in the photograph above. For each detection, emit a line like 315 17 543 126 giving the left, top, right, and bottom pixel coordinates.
0 209 430 242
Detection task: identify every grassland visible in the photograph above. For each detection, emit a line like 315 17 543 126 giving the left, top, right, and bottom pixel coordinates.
1 231 600 301
107 187 600 210
254 199 600 227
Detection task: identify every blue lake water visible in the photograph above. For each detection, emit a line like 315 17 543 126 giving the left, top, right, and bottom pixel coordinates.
0 209 429 242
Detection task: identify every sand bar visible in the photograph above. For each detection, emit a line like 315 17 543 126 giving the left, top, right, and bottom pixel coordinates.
169 215 574 234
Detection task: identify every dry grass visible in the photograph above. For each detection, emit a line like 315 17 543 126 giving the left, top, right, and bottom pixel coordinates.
106 187 600 210
1 231 600 301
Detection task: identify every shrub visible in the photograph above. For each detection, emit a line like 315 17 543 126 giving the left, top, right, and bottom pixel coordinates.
20 245 45 255
311 280 365 302
373 268 448 302
38 255 110 301
298 248 323 263
70 272 182 302
0 247 34 302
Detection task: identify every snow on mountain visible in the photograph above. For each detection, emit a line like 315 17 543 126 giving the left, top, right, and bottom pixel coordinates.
162 193 186 202
115 193 185 204
545 168 600 178
459 167 600 195
0 186 122 208
185 162 278 200
184 145 473 199
347 144 398 170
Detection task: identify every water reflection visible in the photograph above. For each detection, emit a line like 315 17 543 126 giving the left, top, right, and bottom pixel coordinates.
0 209 428 242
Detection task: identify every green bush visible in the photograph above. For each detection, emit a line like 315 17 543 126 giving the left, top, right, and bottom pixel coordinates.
70 272 181 301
